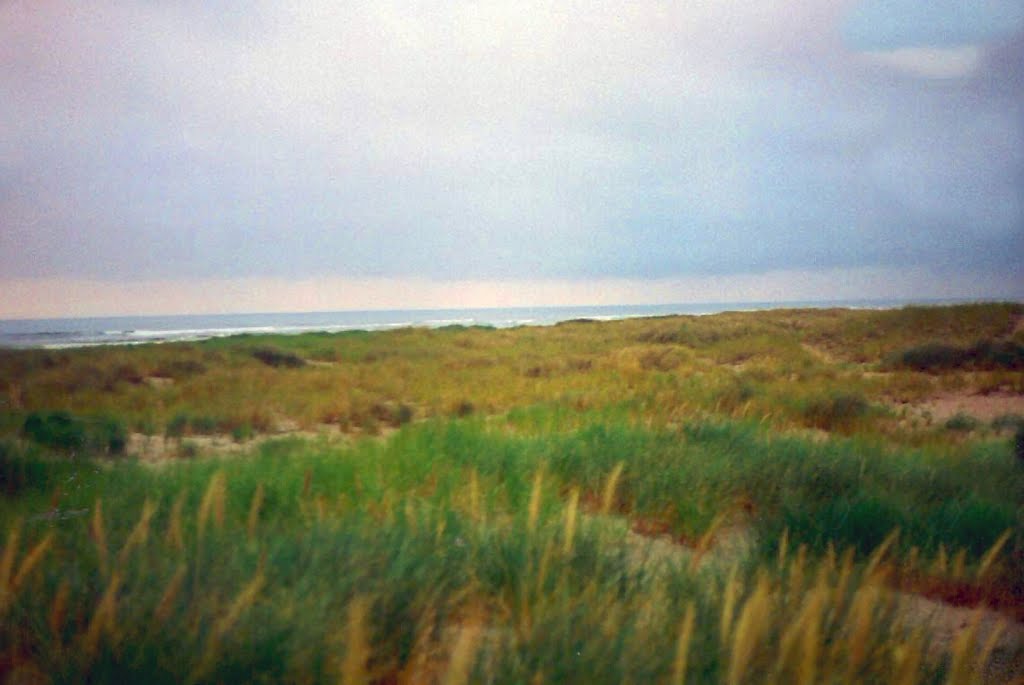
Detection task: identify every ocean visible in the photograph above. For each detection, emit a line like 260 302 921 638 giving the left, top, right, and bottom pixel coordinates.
0 298 981 349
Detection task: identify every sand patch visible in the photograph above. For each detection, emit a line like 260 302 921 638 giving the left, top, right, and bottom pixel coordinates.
909 392 1024 424
894 592 1024 683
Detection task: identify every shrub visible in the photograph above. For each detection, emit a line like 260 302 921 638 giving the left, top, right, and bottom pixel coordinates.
166 412 191 438
0 440 46 495
453 400 475 418
21 411 126 455
232 423 254 442
886 339 1024 372
22 411 86 451
944 413 979 432
990 414 1024 432
251 347 306 368
178 440 200 459
395 403 414 426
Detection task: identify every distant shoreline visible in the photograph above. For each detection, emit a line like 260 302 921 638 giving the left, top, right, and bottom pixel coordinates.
0 298 1012 349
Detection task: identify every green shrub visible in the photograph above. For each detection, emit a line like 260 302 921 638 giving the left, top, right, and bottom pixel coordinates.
22 410 86 451
0 440 46 495
178 440 200 458
452 400 475 418
21 411 126 455
232 422 254 442
944 413 979 432
991 414 1024 432
251 347 306 368
166 412 191 438
887 339 1024 372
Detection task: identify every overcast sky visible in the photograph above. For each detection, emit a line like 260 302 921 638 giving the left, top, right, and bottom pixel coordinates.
1 0 1022 317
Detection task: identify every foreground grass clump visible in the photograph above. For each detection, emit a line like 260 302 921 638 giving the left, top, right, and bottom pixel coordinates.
1 416 1022 683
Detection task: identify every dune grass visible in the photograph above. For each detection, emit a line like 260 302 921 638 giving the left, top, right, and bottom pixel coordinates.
1 303 1023 682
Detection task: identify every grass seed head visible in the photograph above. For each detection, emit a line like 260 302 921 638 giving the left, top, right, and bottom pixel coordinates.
247 483 265 541
91 501 109 578
727 576 772 685
562 487 579 556
976 529 1012 582
12 532 53 592
527 468 543 533
671 602 696 685
600 461 625 516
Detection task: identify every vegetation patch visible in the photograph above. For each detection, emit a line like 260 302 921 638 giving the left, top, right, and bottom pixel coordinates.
885 339 1024 372
21 410 126 455
801 392 870 432
250 346 306 368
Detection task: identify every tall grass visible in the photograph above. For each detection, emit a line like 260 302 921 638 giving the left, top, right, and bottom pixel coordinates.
0 415 1020 681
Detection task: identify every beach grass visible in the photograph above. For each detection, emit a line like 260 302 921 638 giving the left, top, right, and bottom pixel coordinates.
1 303 1022 682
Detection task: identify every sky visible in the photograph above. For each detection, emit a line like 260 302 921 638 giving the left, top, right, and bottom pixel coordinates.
1 0 1022 318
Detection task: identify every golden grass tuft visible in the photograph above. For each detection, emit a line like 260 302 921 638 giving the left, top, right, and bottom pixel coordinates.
339 596 371 685
469 469 480 522
0 519 21 616
48 580 70 641
950 548 966 580
844 585 879 680
727 575 772 685
864 528 899 580
166 490 186 551
527 467 543 533
91 500 109 578
720 564 741 645
891 629 924 685
12 532 53 592
787 544 807 599
796 588 826 685
154 563 188 624
777 528 789 570
562 487 579 556
933 544 948 576
82 571 122 660
691 513 726 571
442 615 483 685
118 499 156 566
247 483 265 541
192 571 265 683
670 601 696 685
945 610 982 685
600 461 625 516
197 471 227 541
976 529 1012 581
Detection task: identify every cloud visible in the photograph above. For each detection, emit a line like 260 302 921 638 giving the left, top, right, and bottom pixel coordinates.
0 0 1022 312
859 45 982 79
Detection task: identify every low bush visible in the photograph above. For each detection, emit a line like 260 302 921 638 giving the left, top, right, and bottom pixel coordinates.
886 339 1024 372
944 412 979 432
21 410 127 455
251 346 306 368
0 439 47 495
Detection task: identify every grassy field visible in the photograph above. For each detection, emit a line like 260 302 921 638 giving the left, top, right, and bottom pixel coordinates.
1 303 1023 683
